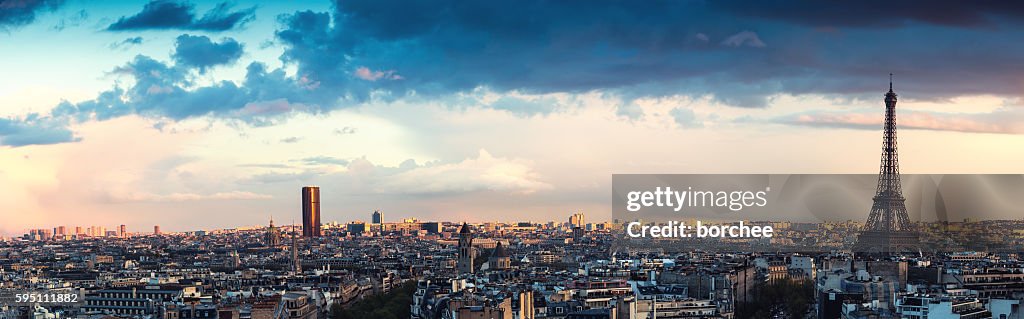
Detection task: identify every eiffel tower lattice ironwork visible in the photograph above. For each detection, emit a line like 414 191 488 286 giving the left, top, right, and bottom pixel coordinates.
855 74 919 255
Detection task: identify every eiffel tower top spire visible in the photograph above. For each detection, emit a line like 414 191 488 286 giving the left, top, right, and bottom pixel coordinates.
885 73 897 103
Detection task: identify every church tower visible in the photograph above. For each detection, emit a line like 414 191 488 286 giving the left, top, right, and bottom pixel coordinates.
489 241 511 270
457 223 475 274
266 216 281 246
291 221 302 274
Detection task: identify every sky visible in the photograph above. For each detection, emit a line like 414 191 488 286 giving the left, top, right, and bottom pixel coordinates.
2 0 1024 235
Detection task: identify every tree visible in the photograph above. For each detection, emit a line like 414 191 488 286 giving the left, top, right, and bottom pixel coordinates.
735 278 814 319
331 282 415 319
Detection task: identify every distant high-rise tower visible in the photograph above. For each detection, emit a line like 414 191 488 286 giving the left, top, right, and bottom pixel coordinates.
854 75 920 255
119 224 126 237
372 210 383 224
301 186 321 237
569 212 585 229
153 225 161 235
457 223 475 274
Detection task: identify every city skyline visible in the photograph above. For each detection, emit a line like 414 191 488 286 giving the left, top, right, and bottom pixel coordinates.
5 1 1024 236
5 2 1024 319
14 209 606 237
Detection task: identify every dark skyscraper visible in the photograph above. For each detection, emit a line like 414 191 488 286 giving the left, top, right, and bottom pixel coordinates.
301 186 321 237
372 210 383 224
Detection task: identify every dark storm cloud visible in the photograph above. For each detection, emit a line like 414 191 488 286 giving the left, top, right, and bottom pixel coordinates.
268 0 1024 108
78 0 1024 116
273 2 720 100
710 1 1024 28
171 34 243 72
0 0 63 31
8 0 1024 147
106 0 255 31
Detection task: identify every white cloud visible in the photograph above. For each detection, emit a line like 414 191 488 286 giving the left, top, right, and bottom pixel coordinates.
373 149 551 195
105 190 273 202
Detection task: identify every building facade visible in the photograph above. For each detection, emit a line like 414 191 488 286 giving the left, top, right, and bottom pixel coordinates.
301 186 321 238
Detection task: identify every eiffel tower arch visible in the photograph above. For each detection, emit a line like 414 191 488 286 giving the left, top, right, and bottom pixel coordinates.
854 75 920 255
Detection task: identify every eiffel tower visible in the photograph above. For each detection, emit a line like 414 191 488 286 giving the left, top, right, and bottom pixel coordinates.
854 74 920 255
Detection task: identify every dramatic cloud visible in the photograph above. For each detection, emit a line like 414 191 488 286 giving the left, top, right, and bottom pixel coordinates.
272 2 717 101
106 1 255 31
171 34 243 72
268 0 1024 107
8 0 1024 148
711 1 1024 28
53 55 306 123
0 0 63 31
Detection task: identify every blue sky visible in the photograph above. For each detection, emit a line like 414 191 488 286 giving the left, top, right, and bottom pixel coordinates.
2 0 1024 235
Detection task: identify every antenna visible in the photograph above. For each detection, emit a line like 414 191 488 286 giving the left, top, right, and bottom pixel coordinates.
889 73 893 91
